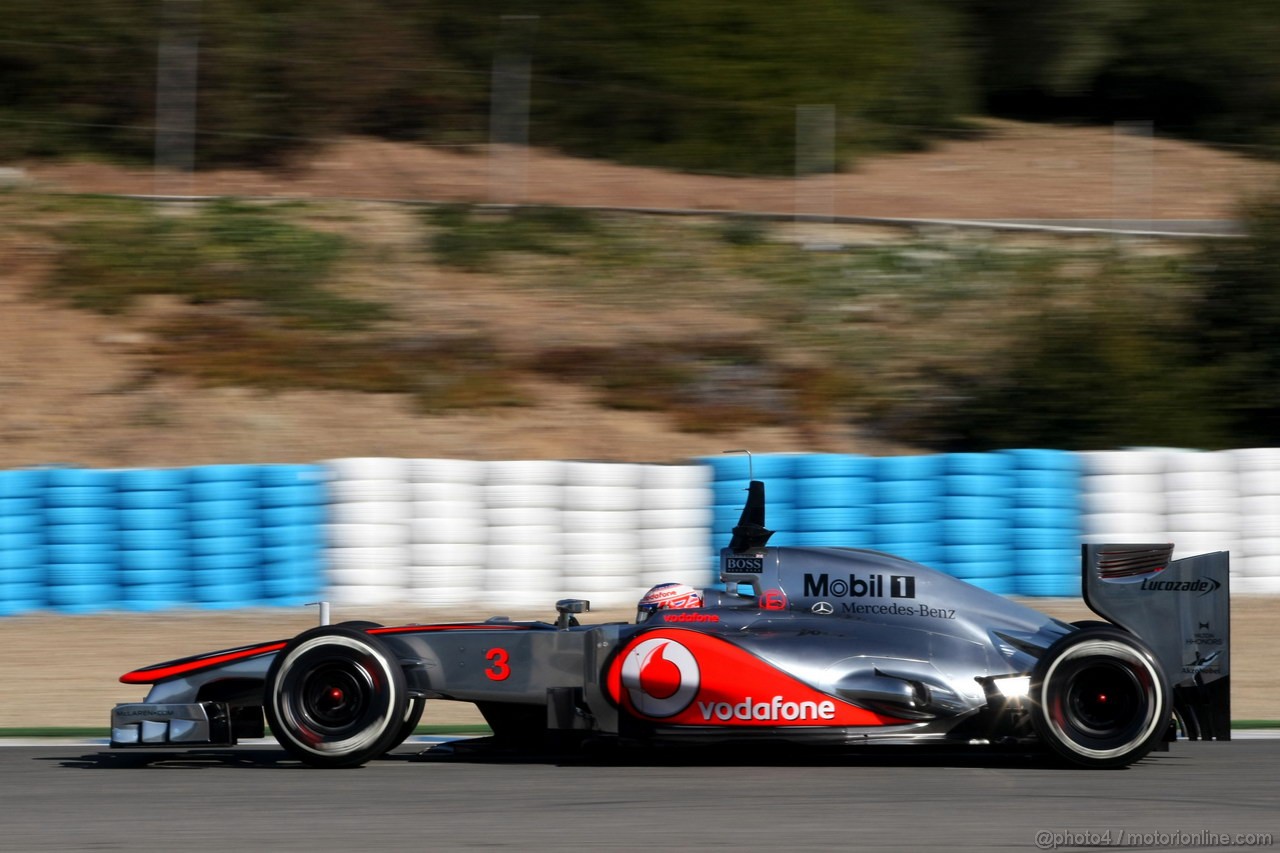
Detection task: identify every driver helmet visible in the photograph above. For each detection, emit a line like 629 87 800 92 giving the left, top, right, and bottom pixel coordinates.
637 582 703 623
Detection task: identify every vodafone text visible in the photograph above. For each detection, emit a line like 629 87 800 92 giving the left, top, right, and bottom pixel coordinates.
696 695 837 722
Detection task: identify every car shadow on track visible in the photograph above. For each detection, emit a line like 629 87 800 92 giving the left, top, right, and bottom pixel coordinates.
48 739 1186 771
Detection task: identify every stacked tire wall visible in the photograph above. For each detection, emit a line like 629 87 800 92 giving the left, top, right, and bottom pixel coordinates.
1 450 1278 616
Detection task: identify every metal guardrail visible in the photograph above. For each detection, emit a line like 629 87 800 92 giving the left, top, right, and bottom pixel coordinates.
89 191 1243 239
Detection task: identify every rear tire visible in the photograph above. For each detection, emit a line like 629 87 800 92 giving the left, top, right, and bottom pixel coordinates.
1030 626 1170 769
265 625 408 768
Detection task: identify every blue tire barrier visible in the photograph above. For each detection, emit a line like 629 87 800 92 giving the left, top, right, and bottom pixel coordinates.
875 455 943 480
44 468 113 488
0 548 42 572
942 518 1009 546
966 576 1017 595
1003 448 1081 471
945 453 1012 476
119 507 186 529
791 454 874 479
1012 507 1078 529
119 550 187 571
117 468 187 491
876 543 943 566
259 464 327 487
0 584 44 616
0 530 43 551
944 474 1011 498
945 560 1016 579
1 565 43 584
701 454 750 480
1013 528 1080 551
1015 573 1081 597
192 566 258 584
942 495 1011 519
1011 487 1078 509
117 568 180 586
261 505 325 527
874 521 941 544
189 464 260 482
45 563 115 585
759 478 796 506
43 486 115 508
261 575 319 598
46 582 115 609
191 550 259 572
874 502 938 525
875 479 942 503
794 506 873 531
43 505 114 526
119 490 183 510
45 523 117 545
187 499 256 521
749 455 797 481
0 496 41 514
190 517 258 539
0 514 40 535
261 526 322 548
263 543 322 563
189 479 257 502
260 484 327 508
118 586 188 611
1014 549 1080 575
120 528 186 550
1012 467 1079 491
0 469 43 498
47 543 115 564
944 543 1013 565
793 477 876 508
792 530 877 548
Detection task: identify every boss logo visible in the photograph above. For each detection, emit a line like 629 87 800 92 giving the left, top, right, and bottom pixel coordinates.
725 557 764 573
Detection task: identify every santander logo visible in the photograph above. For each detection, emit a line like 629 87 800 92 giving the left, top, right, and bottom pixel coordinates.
619 638 700 718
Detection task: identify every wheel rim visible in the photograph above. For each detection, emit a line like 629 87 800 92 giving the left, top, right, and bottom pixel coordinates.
273 635 398 756
297 660 376 736
1062 661 1142 739
1039 638 1163 761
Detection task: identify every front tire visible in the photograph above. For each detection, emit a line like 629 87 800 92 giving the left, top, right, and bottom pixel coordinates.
1030 626 1170 769
265 625 408 768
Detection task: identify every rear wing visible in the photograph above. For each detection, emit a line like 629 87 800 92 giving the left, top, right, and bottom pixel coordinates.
1082 544 1230 741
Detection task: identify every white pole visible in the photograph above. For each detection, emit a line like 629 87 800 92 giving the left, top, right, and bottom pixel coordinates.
795 104 836 242
154 0 200 198
1113 120 1153 232
489 15 539 205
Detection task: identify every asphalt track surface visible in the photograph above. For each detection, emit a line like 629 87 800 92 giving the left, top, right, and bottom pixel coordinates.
6 738 1278 852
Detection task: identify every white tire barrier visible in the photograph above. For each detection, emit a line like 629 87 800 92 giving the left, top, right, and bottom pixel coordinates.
323 458 409 605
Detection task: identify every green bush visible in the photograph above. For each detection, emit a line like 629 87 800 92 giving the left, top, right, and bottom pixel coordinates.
48 200 383 329
1186 193 1280 444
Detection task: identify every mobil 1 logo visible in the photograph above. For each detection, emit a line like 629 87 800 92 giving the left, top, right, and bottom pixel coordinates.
802 573 915 599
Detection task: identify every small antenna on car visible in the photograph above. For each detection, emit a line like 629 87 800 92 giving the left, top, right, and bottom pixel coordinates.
722 449 753 482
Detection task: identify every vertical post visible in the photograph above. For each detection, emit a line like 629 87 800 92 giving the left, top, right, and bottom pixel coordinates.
795 105 836 244
154 0 201 198
308 601 331 626
489 15 539 205
1113 120 1153 233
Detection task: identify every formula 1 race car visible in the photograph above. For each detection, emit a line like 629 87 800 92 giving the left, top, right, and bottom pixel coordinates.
110 478 1231 769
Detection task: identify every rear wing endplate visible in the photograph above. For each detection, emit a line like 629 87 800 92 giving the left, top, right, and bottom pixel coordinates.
1082 544 1230 740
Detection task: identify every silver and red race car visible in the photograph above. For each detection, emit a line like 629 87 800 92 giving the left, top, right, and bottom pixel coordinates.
110 479 1231 769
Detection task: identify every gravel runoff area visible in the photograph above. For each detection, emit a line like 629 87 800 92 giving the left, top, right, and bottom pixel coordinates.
1 596 1274 730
